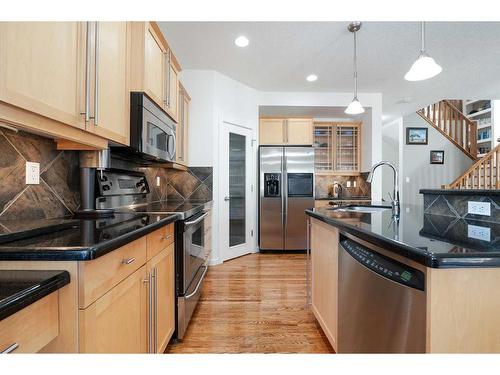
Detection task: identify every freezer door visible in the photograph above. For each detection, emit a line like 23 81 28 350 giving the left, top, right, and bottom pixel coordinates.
284 147 314 250
259 147 284 250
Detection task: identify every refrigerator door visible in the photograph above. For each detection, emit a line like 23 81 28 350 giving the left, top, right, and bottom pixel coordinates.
259 147 284 250
284 147 314 250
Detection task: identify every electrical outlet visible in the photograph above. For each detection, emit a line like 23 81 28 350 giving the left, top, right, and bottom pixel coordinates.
156 176 161 187
346 181 351 188
405 177 410 183
25 161 40 185
468 224 491 242
468 201 491 216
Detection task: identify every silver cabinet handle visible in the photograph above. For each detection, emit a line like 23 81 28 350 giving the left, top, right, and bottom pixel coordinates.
1 343 19 354
185 266 208 299
148 271 153 353
164 234 173 240
121 257 135 265
81 22 91 122
224 196 230 201
93 21 99 126
184 212 209 226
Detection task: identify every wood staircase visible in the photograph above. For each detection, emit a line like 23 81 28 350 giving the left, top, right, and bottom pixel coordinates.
418 99 478 161
418 99 500 190
443 144 500 189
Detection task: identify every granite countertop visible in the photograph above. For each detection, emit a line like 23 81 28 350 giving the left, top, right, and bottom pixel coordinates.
0 270 70 321
306 203 500 268
0 212 180 261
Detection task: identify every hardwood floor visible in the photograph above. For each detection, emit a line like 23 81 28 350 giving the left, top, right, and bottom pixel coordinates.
167 252 334 353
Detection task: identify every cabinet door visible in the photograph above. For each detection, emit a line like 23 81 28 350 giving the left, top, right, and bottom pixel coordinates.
334 123 361 173
259 118 285 145
0 22 85 129
182 94 190 164
176 89 189 165
84 22 129 145
79 265 148 353
286 118 313 145
165 60 179 122
311 219 339 351
148 244 175 353
143 23 165 107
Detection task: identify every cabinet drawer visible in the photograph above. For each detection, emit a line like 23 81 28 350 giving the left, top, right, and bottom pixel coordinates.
146 223 174 260
79 237 147 308
0 292 59 353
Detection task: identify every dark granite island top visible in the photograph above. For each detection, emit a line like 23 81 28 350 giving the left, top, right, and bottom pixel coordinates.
0 212 180 261
0 270 70 321
306 204 500 268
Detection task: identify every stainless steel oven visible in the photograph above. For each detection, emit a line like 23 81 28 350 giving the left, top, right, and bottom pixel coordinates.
121 92 176 163
176 210 210 339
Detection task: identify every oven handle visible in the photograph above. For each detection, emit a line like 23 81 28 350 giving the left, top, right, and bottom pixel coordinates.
184 212 208 226
184 266 208 299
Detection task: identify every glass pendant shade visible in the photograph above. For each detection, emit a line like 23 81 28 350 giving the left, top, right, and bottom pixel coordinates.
404 53 442 81
345 98 365 114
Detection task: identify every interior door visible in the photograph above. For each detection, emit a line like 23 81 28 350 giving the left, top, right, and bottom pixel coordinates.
220 122 254 261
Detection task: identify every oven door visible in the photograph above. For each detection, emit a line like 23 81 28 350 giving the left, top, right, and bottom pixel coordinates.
182 211 208 294
142 108 176 162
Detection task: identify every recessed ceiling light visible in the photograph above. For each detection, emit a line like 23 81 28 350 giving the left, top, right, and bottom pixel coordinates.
234 36 249 47
306 74 318 82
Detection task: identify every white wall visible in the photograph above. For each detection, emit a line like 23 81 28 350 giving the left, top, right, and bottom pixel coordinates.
180 70 258 265
381 118 403 202
401 113 473 206
257 91 383 201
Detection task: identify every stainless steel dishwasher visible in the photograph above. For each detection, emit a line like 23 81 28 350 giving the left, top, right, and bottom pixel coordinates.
338 235 426 353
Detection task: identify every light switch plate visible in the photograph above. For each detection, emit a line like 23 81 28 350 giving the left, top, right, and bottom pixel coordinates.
25 161 40 185
156 176 161 187
468 201 491 216
353 180 357 188
346 181 351 188
468 224 491 242
405 177 410 183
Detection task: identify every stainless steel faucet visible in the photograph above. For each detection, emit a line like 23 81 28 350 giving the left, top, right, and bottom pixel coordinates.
366 161 400 217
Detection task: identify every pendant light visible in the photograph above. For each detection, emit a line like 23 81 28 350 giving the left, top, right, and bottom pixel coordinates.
345 22 365 115
405 22 442 81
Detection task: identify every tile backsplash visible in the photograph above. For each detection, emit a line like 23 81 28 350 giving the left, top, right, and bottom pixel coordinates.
0 128 80 221
315 173 371 199
0 128 212 221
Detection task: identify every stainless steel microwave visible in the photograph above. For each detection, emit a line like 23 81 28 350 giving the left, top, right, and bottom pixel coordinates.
127 92 176 163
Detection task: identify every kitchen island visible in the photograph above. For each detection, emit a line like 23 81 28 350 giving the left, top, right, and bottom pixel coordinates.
306 203 500 353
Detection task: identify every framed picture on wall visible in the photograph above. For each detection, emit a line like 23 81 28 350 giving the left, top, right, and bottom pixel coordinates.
406 127 428 144
430 150 445 164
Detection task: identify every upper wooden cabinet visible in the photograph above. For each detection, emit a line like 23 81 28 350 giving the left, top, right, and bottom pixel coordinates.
176 84 190 165
85 22 130 145
259 117 313 145
313 121 361 175
0 22 86 130
131 22 181 123
0 22 130 147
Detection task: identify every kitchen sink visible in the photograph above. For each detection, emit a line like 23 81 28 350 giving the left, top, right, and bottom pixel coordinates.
334 205 391 213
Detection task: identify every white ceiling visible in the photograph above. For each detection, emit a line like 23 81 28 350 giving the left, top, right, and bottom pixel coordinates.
158 22 500 122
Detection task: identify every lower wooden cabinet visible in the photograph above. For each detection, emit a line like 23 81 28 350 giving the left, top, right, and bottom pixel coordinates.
310 218 339 351
79 265 148 353
147 243 175 353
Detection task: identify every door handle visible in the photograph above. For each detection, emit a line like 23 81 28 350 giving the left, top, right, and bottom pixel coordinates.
224 196 231 201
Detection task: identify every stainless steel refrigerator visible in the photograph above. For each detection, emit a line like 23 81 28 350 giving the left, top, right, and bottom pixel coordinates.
259 146 314 251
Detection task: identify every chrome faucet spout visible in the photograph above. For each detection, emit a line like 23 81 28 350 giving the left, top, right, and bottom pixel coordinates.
367 161 400 218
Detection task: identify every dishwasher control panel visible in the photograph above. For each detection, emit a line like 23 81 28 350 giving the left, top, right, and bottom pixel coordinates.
340 238 425 291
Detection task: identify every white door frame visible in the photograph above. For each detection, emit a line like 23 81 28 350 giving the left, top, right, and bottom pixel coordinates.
218 120 256 262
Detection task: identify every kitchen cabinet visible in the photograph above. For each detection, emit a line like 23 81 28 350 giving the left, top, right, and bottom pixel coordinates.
313 121 361 175
79 265 148 353
131 22 181 123
176 83 190 165
0 291 59 353
310 218 338 351
84 22 130 145
259 118 313 145
146 243 175 353
0 22 85 129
